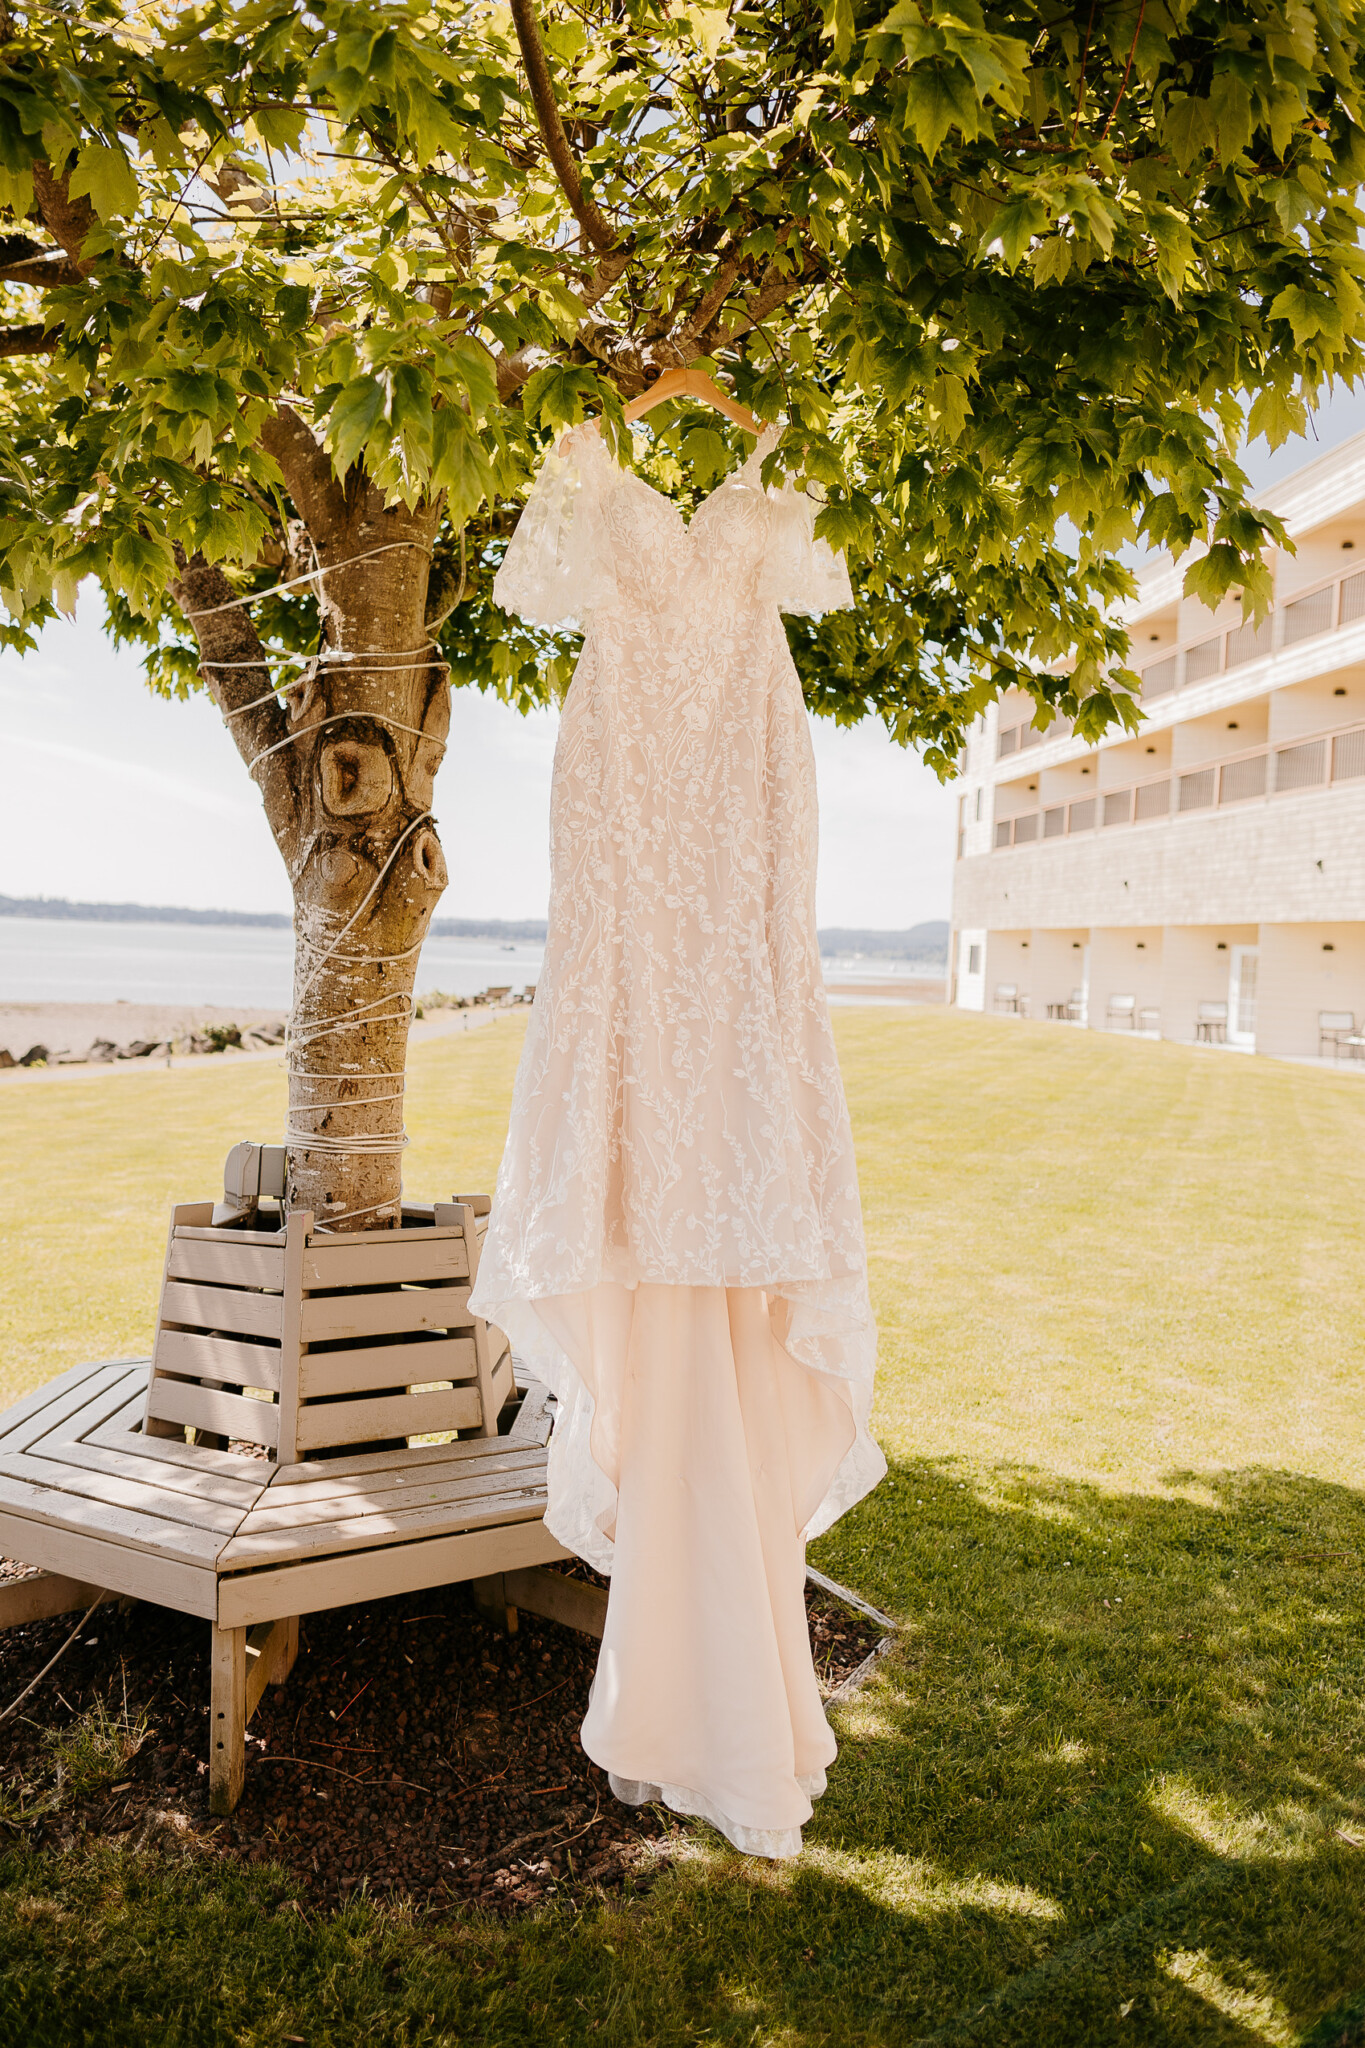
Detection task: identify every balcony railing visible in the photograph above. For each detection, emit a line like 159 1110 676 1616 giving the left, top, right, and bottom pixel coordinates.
989 558 1365 769
997 713 1075 759
991 718 1365 849
1136 562 1365 702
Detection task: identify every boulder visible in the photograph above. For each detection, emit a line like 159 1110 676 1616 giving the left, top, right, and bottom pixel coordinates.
17 1044 48 1067
0 1048 14 1069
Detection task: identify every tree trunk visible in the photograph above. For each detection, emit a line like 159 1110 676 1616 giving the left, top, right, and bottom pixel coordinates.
173 423 450 1230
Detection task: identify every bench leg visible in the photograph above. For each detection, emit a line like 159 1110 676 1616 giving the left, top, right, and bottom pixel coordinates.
268 1615 299 1686
210 1622 246 1816
471 1573 519 1634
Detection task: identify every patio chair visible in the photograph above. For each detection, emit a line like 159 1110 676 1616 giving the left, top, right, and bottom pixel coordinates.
994 983 1022 1014
1138 1007 1160 1033
1196 1002 1228 1043
1320 1011 1355 1058
1106 994 1137 1030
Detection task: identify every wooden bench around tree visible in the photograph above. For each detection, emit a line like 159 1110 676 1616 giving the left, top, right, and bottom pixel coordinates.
0 1195 575 1812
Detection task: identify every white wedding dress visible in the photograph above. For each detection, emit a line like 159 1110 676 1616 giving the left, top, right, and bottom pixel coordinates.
469 421 885 1857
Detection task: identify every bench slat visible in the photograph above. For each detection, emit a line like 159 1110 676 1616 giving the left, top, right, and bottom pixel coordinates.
299 1286 477 1344
0 1447 247 1538
242 1446 547 1523
298 1335 477 1400
253 1442 545 1511
147 1381 280 1450
0 1507 219 1617
0 1466 227 1566
168 1238 285 1292
154 1329 282 1395
217 1516 568 1629
219 1484 547 1565
302 1238 470 1289
293 1384 482 1451
0 1363 143 1455
161 1281 283 1342
38 1436 265 1514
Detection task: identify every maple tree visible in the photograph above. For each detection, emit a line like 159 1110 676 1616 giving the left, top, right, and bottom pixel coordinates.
0 0 1360 1221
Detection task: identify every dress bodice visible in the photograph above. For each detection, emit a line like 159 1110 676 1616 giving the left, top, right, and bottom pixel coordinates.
493 421 852 633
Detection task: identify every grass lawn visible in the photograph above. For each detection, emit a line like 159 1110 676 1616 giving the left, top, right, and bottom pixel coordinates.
2 1008 1364 2045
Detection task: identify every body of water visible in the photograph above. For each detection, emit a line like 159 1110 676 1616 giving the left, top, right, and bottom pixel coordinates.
0 918 944 1009
0 917 544 1008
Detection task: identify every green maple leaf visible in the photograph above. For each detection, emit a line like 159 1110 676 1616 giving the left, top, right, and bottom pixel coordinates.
904 62 982 160
1267 284 1343 346
326 376 388 477
983 193 1048 269
68 139 138 223
432 409 493 523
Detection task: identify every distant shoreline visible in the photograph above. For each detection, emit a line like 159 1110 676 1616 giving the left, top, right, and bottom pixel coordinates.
0 896 547 942
0 896 949 965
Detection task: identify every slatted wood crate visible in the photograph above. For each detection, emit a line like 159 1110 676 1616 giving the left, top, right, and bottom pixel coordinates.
145 1199 515 1463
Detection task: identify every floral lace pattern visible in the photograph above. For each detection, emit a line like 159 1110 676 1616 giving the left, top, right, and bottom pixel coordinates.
472 421 885 1565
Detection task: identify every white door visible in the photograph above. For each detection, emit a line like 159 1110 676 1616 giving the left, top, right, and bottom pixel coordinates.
1228 946 1258 1048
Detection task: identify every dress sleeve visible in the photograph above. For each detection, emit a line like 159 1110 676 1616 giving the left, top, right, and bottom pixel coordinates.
493 423 619 630
758 476 854 617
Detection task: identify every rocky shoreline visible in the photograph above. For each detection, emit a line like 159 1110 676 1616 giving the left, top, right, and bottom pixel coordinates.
0 989 535 1070
0 1002 288 1070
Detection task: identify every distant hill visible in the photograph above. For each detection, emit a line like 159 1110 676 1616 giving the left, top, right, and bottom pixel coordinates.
818 921 949 965
0 895 549 941
0 894 292 929
1 896 948 962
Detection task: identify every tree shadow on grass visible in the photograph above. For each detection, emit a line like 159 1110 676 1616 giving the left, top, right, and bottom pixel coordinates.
1 1461 1363 2047
788 1456 1365 2042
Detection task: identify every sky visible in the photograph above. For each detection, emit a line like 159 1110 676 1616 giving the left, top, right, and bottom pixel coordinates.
0 603 956 927
3 382 1364 930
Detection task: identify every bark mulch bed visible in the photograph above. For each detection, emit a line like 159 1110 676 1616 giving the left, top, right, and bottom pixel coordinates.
0 1565 887 1915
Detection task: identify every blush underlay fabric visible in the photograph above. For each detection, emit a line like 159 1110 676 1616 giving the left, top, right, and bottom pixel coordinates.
469 420 885 1858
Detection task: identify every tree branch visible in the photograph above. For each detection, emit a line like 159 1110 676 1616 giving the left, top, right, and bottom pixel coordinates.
171 552 299 854
711 256 817 351
0 322 58 358
508 0 618 254
0 250 84 290
258 403 349 545
665 254 746 365
29 163 99 276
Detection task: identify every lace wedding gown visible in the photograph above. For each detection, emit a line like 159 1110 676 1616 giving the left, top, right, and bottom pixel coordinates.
469 421 885 1858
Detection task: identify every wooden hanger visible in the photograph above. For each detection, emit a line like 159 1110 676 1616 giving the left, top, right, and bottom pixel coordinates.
622 366 763 437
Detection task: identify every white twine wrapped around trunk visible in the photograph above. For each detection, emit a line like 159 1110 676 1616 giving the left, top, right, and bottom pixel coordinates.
187 542 455 1220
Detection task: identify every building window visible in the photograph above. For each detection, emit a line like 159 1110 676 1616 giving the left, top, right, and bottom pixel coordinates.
975 789 983 821
967 945 981 975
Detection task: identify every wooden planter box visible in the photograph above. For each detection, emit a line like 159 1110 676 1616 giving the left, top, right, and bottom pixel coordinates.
146 1198 515 1463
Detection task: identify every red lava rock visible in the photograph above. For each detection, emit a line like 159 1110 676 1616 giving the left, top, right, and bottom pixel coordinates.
0 1568 884 1914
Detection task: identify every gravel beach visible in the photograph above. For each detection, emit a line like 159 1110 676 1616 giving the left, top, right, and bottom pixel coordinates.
0 1001 286 1067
